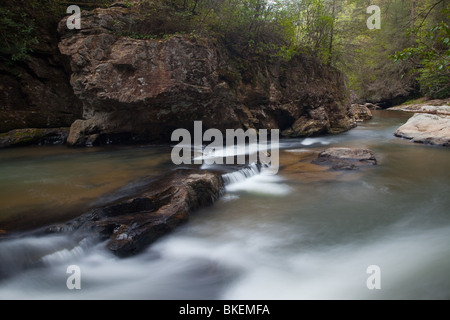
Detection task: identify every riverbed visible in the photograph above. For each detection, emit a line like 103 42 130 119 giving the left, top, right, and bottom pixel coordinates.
0 110 449 300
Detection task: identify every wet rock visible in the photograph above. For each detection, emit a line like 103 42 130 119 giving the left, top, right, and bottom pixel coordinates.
417 105 450 116
395 114 450 146
46 169 224 257
0 128 70 149
312 148 377 170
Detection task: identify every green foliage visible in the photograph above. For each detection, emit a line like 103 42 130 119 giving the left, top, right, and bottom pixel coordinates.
118 0 195 39
117 0 299 62
1 0 447 100
333 0 449 102
394 19 450 98
287 0 335 61
0 0 116 63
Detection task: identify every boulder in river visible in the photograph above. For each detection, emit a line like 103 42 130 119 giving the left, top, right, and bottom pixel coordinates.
312 148 377 170
395 113 450 147
350 104 373 122
46 169 224 257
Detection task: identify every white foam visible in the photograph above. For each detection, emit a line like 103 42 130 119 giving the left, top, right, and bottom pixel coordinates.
225 173 291 196
194 143 271 162
301 137 332 146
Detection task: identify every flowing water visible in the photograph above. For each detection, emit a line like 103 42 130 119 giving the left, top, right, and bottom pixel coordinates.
0 110 449 300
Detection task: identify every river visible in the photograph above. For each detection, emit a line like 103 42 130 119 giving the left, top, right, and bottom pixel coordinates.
0 110 449 300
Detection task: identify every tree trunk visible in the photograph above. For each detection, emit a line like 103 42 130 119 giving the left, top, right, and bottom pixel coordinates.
327 0 336 66
411 0 416 45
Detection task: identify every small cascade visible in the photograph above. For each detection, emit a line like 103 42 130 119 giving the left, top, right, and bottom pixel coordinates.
221 163 262 186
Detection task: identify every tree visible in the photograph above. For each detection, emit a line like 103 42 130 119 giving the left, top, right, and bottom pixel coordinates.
394 1 450 98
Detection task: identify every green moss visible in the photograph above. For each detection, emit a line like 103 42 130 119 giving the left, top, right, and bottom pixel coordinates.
7 129 45 145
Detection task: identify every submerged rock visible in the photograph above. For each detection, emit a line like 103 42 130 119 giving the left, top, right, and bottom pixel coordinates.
395 114 450 146
312 148 377 170
0 128 70 149
46 169 223 257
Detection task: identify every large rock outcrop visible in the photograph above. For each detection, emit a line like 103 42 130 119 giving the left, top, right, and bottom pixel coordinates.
46 169 224 257
58 7 356 147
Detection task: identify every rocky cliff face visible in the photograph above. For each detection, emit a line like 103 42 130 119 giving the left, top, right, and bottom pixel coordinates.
0 22 82 133
58 7 356 147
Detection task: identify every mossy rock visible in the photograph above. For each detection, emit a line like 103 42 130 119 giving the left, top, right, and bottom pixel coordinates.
0 128 70 149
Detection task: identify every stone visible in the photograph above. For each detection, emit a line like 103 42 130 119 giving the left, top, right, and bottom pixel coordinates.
57 7 356 147
419 105 450 116
45 169 224 257
312 148 377 170
395 113 450 146
350 104 373 122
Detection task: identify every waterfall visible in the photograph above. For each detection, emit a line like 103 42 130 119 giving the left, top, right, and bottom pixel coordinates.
221 164 262 186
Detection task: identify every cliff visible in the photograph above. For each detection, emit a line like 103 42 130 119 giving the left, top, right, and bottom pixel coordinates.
57 7 356 147
0 1 82 134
